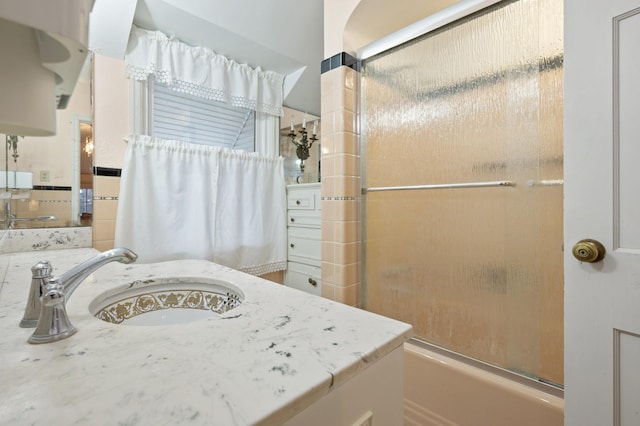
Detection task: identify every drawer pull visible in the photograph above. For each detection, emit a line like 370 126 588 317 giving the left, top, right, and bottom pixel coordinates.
296 200 301 205
290 243 295 248
308 278 318 286
290 217 295 223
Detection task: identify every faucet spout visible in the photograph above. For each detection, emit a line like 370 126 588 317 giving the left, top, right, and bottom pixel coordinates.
27 248 138 344
57 247 138 300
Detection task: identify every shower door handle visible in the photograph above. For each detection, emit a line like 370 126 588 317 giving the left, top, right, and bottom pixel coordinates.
572 239 606 263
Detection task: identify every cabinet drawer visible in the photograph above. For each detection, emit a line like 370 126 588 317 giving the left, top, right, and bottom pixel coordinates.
287 183 321 212
287 191 317 210
284 262 321 296
288 227 321 265
287 210 320 228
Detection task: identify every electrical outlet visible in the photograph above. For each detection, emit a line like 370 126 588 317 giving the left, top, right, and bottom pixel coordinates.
40 170 50 182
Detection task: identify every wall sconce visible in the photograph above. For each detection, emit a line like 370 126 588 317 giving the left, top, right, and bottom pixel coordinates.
84 136 94 157
6 134 19 163
289 117 318 173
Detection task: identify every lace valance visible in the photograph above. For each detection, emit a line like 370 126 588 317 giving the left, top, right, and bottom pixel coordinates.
124 26 284 116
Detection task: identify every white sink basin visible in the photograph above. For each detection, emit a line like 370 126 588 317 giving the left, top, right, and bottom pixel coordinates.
89 277 243 326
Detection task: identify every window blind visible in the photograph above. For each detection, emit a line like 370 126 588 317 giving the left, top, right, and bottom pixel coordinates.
152 82 255 152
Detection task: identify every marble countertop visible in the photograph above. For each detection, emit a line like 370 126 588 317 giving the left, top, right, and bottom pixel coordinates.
0 249 412 425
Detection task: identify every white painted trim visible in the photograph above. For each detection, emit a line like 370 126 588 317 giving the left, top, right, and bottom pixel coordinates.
357 0 503 60
72 115 92 226
129 79 150 135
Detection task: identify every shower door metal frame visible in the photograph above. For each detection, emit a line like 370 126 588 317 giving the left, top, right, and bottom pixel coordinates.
357 0 503 60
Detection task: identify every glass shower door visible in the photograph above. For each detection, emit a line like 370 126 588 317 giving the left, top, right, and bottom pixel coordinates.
361 0 563 385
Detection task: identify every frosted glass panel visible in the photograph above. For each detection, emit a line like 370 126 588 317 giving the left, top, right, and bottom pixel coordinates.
362 0 563 385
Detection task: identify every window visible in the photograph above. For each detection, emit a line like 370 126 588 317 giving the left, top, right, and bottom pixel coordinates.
150 81 256 151
79 188 92 214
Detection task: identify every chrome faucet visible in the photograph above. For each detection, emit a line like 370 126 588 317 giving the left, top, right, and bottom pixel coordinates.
26 248 138 344
1 199 57 228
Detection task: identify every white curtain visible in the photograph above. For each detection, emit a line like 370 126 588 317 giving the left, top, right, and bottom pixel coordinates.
125 26 284 117
114 135 287 275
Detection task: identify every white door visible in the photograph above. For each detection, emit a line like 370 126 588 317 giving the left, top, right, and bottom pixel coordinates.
565 0 640 425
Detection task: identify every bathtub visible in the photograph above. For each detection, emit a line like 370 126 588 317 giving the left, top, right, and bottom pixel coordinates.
404 340 564 426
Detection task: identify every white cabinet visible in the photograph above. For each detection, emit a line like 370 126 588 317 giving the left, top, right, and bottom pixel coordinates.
283 346 404 426
284 183 321 296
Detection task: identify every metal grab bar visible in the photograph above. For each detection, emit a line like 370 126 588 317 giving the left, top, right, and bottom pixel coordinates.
363 180 516 193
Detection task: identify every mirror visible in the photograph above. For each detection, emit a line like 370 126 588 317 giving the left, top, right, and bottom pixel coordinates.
1 57 93 230
280 107 321 185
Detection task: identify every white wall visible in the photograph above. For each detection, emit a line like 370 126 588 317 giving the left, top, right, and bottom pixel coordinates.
5 78 91 186
93 54 129 169
323 0 362 57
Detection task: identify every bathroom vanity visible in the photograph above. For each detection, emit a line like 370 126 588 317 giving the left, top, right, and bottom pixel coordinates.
0 248 411 425
284 183 321 296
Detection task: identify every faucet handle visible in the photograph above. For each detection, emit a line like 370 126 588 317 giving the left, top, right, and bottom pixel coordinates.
28 278 77 344
19 260 53 328
32 260 53 278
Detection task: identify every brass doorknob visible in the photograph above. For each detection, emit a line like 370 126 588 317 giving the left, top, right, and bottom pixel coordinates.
572 239 606 263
